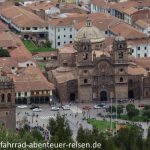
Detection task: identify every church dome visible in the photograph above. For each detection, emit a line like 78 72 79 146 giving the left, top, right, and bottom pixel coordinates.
74 18 105 43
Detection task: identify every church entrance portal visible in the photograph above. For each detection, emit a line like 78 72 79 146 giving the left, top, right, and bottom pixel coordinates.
100 91 107 101
128 90 134 99
70 93 75 101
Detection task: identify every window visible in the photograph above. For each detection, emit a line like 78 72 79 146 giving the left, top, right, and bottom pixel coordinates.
27 64 29 67
58 28 60 32
119 52 123 59
105 31 108 34
64 41 66 44
137 47 140 50
57 42 60 46
33 27 37 30
146 91 148 96
84 70 88 74
58 36 60 39
144 53 147 57
145 47 147 50
64 28 66 30
64 35 66 37
7 93 11 102
26 27 30 30
18 92 21 97
120 77 123 82
70 41 72 43
70 35 72 38
119 44 123 49
84 79 88 84
1 94 5 102
120 68 124 72
25 92 27 96
83 53 88 60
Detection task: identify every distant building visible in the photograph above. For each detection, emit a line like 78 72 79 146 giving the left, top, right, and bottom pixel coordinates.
48 15 85 48
90 0 150 25
134 19 150 36
0 67 16 129
14 66 55 104
47 19 150 102
0 6 48 39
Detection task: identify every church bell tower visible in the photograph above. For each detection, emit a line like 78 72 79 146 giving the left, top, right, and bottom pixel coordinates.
112 36 129 100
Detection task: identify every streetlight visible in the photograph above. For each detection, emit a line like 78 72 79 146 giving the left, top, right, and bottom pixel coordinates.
110 92 113 131
115 94 118 133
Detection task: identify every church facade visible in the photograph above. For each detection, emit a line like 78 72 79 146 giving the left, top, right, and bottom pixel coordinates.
0 68 16 129
46 19 150 102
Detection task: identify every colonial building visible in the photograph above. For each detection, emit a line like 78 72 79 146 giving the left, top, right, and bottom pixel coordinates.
47 19 150 102
0 67 16 129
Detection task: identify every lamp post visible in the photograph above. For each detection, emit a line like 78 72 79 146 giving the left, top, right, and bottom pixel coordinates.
110 92 113 131
115 94 118 133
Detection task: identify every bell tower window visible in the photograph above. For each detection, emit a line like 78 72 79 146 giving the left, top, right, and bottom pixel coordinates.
119 52 123 59
83 53 88 60
1 94 5 102
84 79 88 84
119 44 123 49
120 77 123 82
7 93 11 102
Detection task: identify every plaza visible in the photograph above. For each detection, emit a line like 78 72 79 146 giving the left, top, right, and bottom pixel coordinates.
16 100 150 140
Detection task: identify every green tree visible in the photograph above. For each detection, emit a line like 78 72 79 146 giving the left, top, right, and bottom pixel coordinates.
145 127 150 150
143 109 150 117
47 114 73 144
126 104 135 112
127 108 139 120
117 105 124 116
115 125 144 150
107 105 116 113
144 105 150 110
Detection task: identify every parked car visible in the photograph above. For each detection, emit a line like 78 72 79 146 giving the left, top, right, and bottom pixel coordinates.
51 107 59 111
17 105 27 109
32 108 42 112
94 103 107 109
62 105 70 110
138 103 145 108
30 105 39 110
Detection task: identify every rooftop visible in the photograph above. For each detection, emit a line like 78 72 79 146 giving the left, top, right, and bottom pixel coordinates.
13 66 54 92
1 6 47 27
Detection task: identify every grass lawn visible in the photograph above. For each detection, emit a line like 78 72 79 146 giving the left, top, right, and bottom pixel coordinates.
118 114 148 122
87 119 116 132
38 63 46 70
23 40 55 53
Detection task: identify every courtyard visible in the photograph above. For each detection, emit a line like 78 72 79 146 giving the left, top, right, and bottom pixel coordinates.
16 100 150 140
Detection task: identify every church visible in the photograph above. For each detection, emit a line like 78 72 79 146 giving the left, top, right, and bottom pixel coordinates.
0 67 16 129
46 18 150 102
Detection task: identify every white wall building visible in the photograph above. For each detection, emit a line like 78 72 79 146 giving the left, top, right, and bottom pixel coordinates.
90 0 108 14
48 16 80 48
49 25 76 48
129 42 150 58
